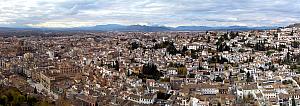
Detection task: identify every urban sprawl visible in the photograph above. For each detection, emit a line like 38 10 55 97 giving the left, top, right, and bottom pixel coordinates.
1 26 300 106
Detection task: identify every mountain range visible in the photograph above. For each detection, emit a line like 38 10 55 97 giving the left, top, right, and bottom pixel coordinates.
70 24 278 31
0 24 281 32
286 23 300 28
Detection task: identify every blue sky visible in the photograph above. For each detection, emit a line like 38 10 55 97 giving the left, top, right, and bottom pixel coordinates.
0 0 299 28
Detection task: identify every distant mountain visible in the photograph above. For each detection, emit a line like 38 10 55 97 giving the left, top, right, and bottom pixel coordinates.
0 24 277 32
118 25 171 32
70 24 171 32
286 23 300 28
75 24 126 31
0 27 43 32
71 24 276 31
173 26 277 31
173 26 212 31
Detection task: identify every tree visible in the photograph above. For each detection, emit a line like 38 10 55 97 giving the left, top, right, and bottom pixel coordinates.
230 31 238 39
215 76 223 82
229 71 233 79
27 96 38 106
18 95 26 103
246 71 250 79
152 39 157 42
157 92 171 100
217 102 221 106
177 66 187 76
189 74 195 78
208 55 228 64
37 101 51 106
246 71 253 82
283 51 292 64
0 87 46 106
130 42 139 50
292 41 300 48
198 66 205 70
166 43 178 55
34 87 38 94
0 95 8 105
114 60 119 71
207 36 211 43
266 50 274 56
181 46 188 53
282 80 293 85
191 50 198 59
140 63 162 80
292 97 296 106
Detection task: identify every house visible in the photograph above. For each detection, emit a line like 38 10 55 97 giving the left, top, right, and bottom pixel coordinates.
75 94 97 106
262 90 277 99
127 93 157 104
199 83 219 95
241 83 259 96
167 68 178 76
146 79 156 87
140 93 157 104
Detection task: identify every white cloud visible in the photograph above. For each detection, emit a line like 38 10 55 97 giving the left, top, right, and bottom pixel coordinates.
0 0 299 27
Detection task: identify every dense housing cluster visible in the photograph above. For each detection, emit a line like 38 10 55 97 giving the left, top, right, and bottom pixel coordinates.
1 26 300 106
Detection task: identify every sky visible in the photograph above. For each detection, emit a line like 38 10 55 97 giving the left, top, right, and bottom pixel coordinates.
0 0 299 28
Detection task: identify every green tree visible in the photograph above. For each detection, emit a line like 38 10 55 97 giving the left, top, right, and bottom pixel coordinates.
0 95 8 105
207 36 211 43
246 71 253 82
166 43 178 55
114 60 119 71
215 76 223 82
130 42 139 50
292 97 296 106
181 46 188 53
266 50 274 56
18 95 26 103
140 63 162 80
292 41 300 48
34 87 38 94
177 66 187 76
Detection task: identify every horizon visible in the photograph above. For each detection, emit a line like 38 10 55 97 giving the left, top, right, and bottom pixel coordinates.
0 24 280 29
0 0 300 28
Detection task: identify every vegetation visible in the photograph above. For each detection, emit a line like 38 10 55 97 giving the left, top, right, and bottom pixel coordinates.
291 41 300 48
181 46 188 55
254 40 267 51
208 55 229 64
217 43 231 52
282 52 292 64
166 43 178 55
282 80 293 85
139 63 162 80
0 87 51 106
266 50 275 56
188 73 195 78
292 97 296 106
113 60 119 71
153 41 173 49
156 92 171 100
177 66 187 76
130 42 140 50
240 69 245 73
159 78 170 82
190 50 199 59
238 48 246 53
214 76 223 82
168 62 187 76
153 41 180 55
246 71 254 82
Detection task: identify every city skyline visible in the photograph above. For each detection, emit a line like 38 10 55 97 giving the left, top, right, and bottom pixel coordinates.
0 0 300 28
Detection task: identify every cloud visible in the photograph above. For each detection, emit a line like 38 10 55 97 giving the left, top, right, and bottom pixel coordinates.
0 0 299 27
